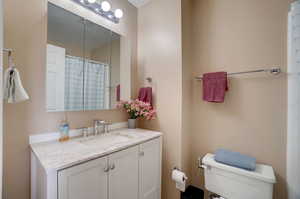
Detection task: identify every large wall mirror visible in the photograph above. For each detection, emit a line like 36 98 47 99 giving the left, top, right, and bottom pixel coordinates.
46 2 129 112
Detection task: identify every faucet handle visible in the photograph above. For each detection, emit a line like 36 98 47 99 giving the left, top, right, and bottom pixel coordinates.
104 122 112 134
94 119 104 125
94 120 105 135
77 127 89 137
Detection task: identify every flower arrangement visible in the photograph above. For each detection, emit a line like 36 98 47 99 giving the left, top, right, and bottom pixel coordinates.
117 99 156 120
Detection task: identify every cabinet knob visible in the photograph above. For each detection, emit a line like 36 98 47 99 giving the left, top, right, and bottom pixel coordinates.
104 166 109 172
110 163 115 170
139 151 144 156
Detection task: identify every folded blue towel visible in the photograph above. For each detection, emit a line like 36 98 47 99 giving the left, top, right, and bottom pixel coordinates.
214 149 256 171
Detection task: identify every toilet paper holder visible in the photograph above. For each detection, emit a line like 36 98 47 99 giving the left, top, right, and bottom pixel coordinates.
173 166 180 171
172 167 188 181
198 157 210 170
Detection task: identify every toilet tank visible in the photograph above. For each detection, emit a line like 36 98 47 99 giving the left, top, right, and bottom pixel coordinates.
201 154 276 199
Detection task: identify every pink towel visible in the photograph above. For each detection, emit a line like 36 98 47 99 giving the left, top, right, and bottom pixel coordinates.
138 87 153 106
203 72 228 103
116 84 120 101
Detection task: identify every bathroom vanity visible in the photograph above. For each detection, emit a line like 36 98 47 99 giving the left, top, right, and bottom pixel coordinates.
31 1 161 198
30 128 162 199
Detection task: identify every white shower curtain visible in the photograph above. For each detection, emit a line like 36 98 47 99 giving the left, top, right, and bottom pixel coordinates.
65 55 84 111
287 2 300 199
64 55 110 111
84 59 110 110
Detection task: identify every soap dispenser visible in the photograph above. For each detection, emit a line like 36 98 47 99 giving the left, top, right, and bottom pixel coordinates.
59 115 70 142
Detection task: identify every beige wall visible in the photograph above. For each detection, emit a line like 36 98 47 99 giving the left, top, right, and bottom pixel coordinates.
184 0 290 198
139 0 290 199
92 39 121 107
3 0 137 198
137 0 183 199
181 0 193 182
0 0 3 196
48 40 92 59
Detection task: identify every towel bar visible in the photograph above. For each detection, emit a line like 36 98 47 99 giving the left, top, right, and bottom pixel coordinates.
195 67 281 81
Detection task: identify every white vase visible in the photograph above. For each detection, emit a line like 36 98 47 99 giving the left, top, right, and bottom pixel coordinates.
128 119 136 129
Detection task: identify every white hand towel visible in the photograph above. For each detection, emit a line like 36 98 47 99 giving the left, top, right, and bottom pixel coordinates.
4 67 29 103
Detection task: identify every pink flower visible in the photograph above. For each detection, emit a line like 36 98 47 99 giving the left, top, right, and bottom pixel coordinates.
116 99 156 120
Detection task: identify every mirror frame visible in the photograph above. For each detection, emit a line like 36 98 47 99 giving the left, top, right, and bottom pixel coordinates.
46 0 132 112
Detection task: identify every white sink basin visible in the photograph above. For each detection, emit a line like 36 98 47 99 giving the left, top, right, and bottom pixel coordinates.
77 133 134 148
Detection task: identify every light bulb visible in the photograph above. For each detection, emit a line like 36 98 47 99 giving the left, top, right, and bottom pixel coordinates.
101 1 111 12
88 0 96 3
114 9 123 19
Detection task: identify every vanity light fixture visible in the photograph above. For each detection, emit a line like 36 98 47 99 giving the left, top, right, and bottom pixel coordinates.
72 0 123 23
87 0 96 3
101 1 111 12
114 9 123 19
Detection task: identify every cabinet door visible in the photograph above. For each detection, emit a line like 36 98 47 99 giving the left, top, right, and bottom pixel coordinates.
139 138 162 199
58 156 109 199
108 146 139 199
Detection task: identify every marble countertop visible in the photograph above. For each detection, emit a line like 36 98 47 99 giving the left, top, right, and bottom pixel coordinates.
30 128 162 173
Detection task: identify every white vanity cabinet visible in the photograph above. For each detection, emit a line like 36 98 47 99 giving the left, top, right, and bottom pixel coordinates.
139 139 161 199
58 146 140 199
31 135 162 199
108 146 139 199
58 156 109 199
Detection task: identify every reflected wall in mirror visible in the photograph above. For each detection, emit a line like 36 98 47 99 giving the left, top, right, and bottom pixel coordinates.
47 3 122 112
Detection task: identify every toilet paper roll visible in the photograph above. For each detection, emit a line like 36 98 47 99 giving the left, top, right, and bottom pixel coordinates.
172 169 188 192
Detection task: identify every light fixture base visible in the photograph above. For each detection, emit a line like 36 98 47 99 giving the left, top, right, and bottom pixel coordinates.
72 0 120 24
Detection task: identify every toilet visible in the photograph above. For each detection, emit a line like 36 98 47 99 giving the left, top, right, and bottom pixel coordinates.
201 154 276 199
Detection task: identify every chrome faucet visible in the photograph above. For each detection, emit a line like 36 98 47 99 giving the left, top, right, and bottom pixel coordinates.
104 122 112 134
94 120 104 135
94 120 112 135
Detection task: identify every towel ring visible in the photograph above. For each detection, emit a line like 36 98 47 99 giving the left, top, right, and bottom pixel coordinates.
146 77 152 83
3 48 12 55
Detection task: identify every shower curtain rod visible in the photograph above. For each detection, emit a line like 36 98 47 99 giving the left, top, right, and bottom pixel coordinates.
195 67 281 81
